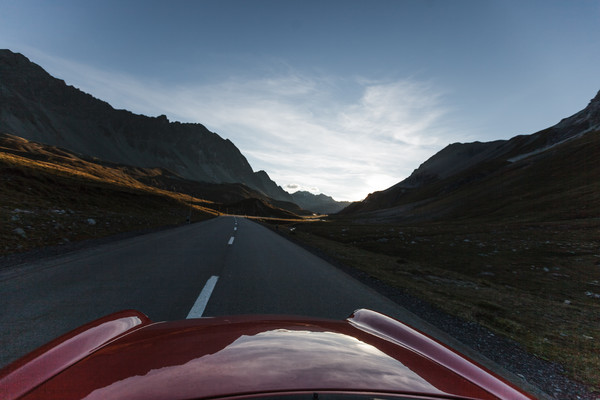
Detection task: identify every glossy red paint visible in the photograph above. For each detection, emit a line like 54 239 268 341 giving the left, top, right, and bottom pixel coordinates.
0 310 151 400
0 309 535 400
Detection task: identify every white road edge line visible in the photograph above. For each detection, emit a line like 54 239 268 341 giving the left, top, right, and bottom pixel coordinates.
186 275 219 319
228 236 235 245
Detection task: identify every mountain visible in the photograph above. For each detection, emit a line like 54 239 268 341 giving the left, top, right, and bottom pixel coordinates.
340 90 600 222
0 49 293 203
0 132 306 219
1 132 309 254
290 191 351 215
124 164 308 216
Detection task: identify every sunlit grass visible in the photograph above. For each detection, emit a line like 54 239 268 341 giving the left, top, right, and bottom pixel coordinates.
1 152 217 209
0 137 312 255
0 149 218 254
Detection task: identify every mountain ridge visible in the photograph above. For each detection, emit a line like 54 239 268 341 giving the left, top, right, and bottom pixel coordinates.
0 49 293 203
340 89 600 221
290 191 351 215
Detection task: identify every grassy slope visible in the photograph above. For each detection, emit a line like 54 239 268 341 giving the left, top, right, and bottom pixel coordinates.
293 132 600 388
0 134 221 254
1 133 309 255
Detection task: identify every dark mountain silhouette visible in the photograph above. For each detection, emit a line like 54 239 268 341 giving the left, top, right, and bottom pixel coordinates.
290 191 351 215
340 90 600 222
0 49 293 203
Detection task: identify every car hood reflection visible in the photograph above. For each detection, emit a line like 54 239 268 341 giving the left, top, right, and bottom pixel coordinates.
21 318 493 400
84 328 445 399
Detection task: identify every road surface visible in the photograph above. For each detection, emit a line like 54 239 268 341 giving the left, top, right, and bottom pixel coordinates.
0 216 544 400
0 216 423 367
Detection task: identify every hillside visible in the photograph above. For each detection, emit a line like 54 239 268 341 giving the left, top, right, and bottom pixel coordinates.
0 133 305 255
340 90 600 223
290 191 351 214
0 49 293 203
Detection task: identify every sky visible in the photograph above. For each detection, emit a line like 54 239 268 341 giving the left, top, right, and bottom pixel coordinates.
1 1 599 201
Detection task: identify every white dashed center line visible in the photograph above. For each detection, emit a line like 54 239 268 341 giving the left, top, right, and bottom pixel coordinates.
187 275 219 319
187 221 237 319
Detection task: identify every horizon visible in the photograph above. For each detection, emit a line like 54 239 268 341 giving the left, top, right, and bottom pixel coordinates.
1 1 599 201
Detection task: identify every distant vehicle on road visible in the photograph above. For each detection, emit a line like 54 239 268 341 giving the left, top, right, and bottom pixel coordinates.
0 309 534 400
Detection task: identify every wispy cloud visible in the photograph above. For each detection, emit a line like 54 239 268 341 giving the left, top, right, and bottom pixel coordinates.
172 76 456 200
29 51 460 201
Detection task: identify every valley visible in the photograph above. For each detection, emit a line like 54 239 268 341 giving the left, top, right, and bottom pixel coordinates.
0 133 309 256
1 48 599 398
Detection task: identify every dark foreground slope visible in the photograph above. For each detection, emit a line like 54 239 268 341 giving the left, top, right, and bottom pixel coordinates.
0 49 292 202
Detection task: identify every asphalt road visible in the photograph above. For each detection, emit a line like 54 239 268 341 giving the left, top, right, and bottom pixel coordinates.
0 216 433 369
0 216 553 399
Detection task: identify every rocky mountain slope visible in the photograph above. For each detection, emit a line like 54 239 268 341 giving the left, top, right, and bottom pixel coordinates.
340 90 600 222
1 132 308 254
0 49 293 203
290 191 351 215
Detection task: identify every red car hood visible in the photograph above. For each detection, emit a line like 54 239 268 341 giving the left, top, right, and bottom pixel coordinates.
0 309 534 400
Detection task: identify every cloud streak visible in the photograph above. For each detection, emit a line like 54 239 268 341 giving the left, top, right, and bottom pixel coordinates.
31 52 459 201
177 76 455 201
